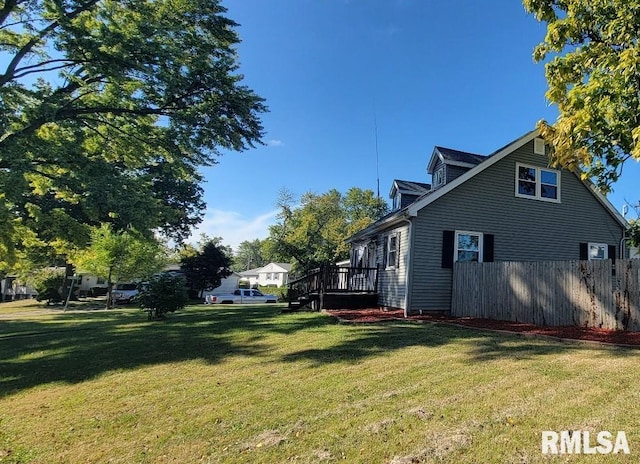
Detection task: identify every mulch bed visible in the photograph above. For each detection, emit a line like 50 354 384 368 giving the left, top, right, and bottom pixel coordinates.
325 308 640 347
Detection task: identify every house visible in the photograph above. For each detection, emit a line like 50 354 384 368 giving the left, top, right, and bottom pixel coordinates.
347 129 628 316
257 262 292 287
238 267 261 287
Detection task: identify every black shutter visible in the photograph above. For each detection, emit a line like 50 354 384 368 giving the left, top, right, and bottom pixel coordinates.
608 245 616 263
442 230 455 269
484 234 494 262
579 243 588 260
382 236 387 268
396 232 401 268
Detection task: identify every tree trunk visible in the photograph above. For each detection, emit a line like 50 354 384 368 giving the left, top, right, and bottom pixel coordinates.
106 266 114 309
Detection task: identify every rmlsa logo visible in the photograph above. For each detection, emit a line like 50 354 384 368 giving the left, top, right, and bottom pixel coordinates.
542 431 630 455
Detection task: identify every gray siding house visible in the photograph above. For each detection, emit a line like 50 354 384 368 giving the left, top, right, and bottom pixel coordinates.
347 129 628 316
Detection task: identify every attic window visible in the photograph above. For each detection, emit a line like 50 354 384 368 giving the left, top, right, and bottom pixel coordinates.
515 163 560 203
534 138 546 155
433 167 445 187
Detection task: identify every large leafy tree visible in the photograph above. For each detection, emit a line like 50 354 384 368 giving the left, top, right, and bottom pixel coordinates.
267 188 389 271
73 224 166 307
180 239 232 297
524 0 640 191
0 0 266 269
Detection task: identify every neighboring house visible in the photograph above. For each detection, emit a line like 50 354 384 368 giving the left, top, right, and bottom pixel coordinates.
347 129 628 316
239 267 261 287
257 263 292 287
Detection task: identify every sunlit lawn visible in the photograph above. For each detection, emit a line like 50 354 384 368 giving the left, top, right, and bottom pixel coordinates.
1 299 639 463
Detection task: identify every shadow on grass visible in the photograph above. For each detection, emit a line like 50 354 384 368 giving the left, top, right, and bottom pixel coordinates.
280 320 591 366
0 304 333 396
0 305 622 396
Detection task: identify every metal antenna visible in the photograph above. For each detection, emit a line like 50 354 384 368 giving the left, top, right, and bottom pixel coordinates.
374 111 380 199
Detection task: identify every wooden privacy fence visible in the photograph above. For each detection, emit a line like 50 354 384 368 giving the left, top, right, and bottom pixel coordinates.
452 259 640 331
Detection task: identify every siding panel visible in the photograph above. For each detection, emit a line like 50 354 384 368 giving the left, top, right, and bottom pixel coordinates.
409 139 625 313
377 224 409 309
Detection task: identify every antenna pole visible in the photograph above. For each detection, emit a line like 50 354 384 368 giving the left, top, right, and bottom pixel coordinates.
374 112 380 198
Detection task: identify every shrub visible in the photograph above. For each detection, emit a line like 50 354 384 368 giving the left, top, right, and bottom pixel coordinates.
31 269 65 305
258 285 288 302
137 273 189 319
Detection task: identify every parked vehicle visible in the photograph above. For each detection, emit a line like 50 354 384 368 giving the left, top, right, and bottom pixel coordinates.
111 283 140 304
205 288 278 304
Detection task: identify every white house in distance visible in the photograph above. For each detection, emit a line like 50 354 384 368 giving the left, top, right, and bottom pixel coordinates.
238 267 261 287
239 262 292 288
258 263 292 287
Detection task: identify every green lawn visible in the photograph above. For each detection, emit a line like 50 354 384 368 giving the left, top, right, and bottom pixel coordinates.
1 300 639 463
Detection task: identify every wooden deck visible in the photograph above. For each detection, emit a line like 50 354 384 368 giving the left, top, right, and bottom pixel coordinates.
286 264 379 311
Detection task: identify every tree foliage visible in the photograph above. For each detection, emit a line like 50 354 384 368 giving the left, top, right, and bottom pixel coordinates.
267 188 388 271
232 239 268 272
0 0 266 269
524 0 640 191
137 273 188 319
30 267 65 305
72 224 166 307
180 239 232 296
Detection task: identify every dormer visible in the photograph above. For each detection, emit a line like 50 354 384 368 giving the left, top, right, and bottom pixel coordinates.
427 146 486 189
389 180 431 211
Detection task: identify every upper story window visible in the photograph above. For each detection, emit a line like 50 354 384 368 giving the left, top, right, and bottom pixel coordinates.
515 163 560 203
433 167 445 187
455 231 483 263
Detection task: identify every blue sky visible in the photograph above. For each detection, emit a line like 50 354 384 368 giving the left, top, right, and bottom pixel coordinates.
196 0 640 249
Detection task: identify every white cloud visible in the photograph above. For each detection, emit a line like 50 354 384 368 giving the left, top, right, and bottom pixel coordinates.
188 208 279 250
267 139 283 147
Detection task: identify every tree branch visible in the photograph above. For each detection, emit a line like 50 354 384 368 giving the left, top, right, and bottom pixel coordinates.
0 0 100 87
0 0 19 28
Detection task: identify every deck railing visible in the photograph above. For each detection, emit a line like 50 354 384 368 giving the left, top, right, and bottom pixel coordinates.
287 264 378 307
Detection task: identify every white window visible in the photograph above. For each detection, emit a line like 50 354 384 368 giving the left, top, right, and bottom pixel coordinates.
588 243 608 260
385 233 400 269
515 163 560 202
455 231 483 263
433 167 445 187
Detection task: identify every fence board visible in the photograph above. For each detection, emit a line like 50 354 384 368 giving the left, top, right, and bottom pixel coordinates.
452 260 640 330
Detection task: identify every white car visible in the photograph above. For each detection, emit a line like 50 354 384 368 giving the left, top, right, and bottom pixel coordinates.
206 289 278 304
111 283 139 304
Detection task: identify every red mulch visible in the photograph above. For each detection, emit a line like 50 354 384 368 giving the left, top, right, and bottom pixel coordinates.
325 308 640 347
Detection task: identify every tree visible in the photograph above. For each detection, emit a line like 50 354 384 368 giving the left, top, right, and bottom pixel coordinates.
524 0 640 191
137 273 189 320
267 188 389 271
233 239 267 272
180 240 232 298
0 0 266 269
73 224 166 308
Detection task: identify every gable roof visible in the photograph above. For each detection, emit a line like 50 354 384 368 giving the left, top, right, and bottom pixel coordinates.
239 267 262 276
427 146 486 174
348 128 628 242
389 179 431 198
259 262 292 273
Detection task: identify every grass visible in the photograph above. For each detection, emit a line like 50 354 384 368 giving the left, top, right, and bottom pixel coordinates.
1 300 640 463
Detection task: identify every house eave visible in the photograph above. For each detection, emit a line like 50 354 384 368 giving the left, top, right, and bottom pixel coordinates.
408 128 629 231
346 210 415 244
409 129 540 216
